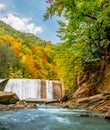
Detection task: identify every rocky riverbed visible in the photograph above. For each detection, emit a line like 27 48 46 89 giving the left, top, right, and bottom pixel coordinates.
45 93 110 119
0 91 110 119
0 101 36 111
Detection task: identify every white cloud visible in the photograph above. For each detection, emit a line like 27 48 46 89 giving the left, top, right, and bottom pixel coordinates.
0 4 6 10
0 13 43 34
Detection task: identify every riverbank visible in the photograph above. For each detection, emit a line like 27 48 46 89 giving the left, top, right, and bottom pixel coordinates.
0 91 36 111
0 98 109 119
44 93 110 119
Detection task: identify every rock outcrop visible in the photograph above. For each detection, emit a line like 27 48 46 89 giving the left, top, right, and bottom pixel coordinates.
76 93 110 113
0 79 9 91
0 91 19 104
73 51 110 100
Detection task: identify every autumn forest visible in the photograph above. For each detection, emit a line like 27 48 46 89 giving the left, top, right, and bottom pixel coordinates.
0 21 58 80
0 0 110 93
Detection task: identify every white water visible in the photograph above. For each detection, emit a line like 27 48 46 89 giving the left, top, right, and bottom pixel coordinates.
0 106 110 130
4 79 53 100
46 80 53 99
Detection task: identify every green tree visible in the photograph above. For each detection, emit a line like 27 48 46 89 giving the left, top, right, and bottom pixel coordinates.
45 0 110 91
0 43 17 78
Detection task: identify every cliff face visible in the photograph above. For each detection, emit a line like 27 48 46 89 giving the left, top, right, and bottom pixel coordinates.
65 50 110 116
73 51 110 99
97 59 110 93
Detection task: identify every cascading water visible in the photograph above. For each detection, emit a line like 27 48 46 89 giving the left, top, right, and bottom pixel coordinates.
4 79 41 100
46 80 53 99
4 79 54 100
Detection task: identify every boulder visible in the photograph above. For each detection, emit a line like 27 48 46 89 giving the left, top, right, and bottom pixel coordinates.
0 91 19 104
0 100 36 111
15 100 36 109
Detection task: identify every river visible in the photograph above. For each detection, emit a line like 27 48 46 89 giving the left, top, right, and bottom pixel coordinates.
0 105 110 130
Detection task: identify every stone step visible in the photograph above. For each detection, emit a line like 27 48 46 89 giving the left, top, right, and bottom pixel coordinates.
25 98 58 104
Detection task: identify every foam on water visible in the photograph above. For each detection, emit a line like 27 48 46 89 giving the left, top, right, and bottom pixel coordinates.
0 106 110 130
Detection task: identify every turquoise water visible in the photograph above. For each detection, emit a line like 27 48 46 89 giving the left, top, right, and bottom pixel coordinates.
0 105 110 130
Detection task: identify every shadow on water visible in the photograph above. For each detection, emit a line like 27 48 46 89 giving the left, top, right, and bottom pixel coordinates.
0 106 110 130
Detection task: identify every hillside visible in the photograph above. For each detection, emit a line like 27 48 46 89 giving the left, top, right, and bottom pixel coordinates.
0 20 59 79
0 21 46 46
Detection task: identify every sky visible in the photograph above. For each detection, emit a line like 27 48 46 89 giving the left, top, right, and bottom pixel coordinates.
0 0 61 43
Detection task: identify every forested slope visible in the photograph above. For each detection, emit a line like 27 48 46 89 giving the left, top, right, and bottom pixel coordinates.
0 20 59 79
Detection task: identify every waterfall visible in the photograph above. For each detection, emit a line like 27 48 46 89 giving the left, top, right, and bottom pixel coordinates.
4 79 55 100
46 80 53 99
4 79 41 100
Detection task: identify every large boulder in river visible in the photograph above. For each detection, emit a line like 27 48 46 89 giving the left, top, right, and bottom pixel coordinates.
0 91 19 104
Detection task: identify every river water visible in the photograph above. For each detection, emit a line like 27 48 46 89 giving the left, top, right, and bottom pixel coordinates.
0 105 110 130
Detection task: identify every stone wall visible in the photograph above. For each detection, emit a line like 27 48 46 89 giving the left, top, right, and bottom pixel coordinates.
53 81 62 99
41 80 46 99
40 80 62 99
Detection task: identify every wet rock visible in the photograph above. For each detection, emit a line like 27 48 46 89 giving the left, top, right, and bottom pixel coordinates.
15 100 36 109
0 100 37 111
79 114 90 117
60 95 68 102
104 108 110 119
